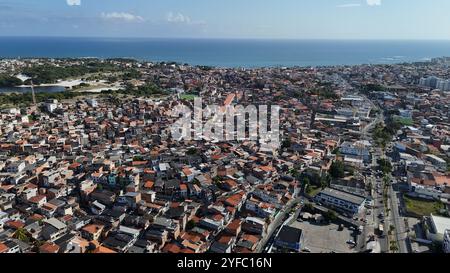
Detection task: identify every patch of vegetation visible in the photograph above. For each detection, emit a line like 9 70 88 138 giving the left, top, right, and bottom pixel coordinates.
329 160 346 179
301 169 330 189
0 91 96 107
122 69 142 81
309 86 339 100
22 62 119 84
306 184 322 197
105 83 168 98
403 195 445 217
372 120 402 148
0 74 23 87
361 83 386 92
394 116 414 126
323 209 338 222
377 158 393 174
180 93 198 101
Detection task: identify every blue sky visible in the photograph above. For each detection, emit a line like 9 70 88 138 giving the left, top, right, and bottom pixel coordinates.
0 0 449 39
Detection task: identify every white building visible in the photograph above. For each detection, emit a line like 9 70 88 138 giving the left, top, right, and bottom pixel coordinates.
426 214 450 243
315 187 366 215
45 100 59 113
339 141 370 162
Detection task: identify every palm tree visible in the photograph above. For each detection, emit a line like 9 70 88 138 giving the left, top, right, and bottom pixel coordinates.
13 228 31 243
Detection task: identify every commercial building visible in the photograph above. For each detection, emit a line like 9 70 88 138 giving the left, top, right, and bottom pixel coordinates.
315 188 365 215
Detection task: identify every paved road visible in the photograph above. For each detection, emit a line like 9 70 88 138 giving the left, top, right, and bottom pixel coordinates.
387 181 409 253
365 98 409 253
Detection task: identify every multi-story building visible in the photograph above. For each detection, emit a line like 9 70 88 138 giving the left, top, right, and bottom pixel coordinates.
315 188 365 215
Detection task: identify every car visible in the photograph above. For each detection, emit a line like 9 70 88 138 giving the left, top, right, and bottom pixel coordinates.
303 248 311 253
346 240 356 245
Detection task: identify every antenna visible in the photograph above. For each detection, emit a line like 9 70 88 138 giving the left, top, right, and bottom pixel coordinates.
30 80 37 106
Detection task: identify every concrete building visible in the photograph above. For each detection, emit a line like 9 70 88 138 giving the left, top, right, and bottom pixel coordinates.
426 214 450 243
274 225 304 252
315 188 365 215
339 141 370 162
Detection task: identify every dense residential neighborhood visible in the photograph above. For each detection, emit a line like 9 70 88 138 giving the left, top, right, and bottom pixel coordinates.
0 57 449 254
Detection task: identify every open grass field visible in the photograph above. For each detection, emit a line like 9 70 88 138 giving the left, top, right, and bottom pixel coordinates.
404 195 445 217
180 94 197 101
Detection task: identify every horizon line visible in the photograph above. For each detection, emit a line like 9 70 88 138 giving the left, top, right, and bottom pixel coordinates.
1 35 450 42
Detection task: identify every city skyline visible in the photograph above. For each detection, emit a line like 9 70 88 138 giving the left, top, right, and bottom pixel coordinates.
0 0 450 40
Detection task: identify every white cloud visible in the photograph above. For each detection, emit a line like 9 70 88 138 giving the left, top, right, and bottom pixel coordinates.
337 3 362 8
66 0 81 6
166 12 191 24
366 0 382 6
101 12 145 22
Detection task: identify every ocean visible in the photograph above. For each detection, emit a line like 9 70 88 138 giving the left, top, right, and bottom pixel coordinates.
1 37 450 68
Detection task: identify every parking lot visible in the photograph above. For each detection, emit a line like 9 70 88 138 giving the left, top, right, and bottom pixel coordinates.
291 220 357 253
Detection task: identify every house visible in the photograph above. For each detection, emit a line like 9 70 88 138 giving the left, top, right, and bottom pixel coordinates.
90 190 116 206
41 218 68 242
210 234 236 253
28 195 47 209
146 217 180 244
242 217 267 235
225 219 242 237
0 243 8 253
235 233 261 252
91 201 106 215
101 225 140 253
6 161 26 173
117 192 142 209
245 198 276 219
81 224 104 241
0 240 20 253
199 216 224 231
39 242 60 253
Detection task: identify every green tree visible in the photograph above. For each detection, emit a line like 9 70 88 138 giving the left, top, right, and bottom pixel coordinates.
0 74 23 87
378 158 393 174
329 160 345 179
13 228 31 243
